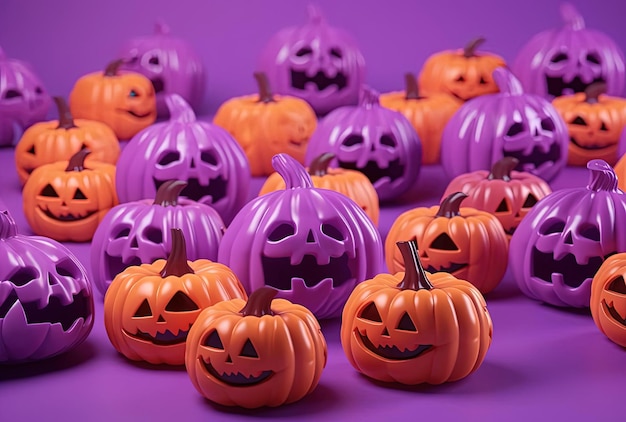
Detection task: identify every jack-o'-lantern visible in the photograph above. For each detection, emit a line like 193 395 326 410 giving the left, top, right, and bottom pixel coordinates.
104 229 247 365
185 286 327 408
69 59 157 140
385 192 508 294
341 240 492 385
590 254 626 347
22 149 118 242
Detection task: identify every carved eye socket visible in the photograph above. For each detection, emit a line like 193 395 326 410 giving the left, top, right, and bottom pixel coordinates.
201 150 218 165
4 89 22 99
55 259 80 278
479 76 487 85
495 199 509 213
358 302 382 322
143 227 163 244
129 89 139 98
430 233 458 250
114 227 131 239
522 194 538 208
342 134 364 147
73 188 87 200
578 224 600 241
8 267 38 286
40 184 59 197
600 122 608 131
165 291 199 312
148 56 160 65
539 219 565 235
268 223 295 241
586 53 601 65
295 47 313 57
158 151 181 166
380 134 397 148
203 330 224 349
551 52 568 63
541 118 555 132
330 48 342 58
134 299 152 317
572 116 587 126
396 312 417 331
35 87 43 94
27 145 36 155
455 75 465 82
506 122 525 137
608 276 626 294
322 223 344 240
240 339 259 358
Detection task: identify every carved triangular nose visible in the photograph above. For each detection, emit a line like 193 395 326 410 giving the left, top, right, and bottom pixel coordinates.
564 232 573 245
190 158 196 168
307 230 315 243
381 327 390 337
130 238 138 248
225 354 232 363
157 315 166 323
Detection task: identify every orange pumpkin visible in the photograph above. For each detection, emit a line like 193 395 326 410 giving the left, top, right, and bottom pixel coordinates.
341 239 492 385
213 72 317 176
418 38 506 102
615 153 626 192
104 229 247 365
22 149 118 242
379 73 461 164
590 253 626 347
259 152 379 225
69 59 157 140
552 82 626 166
15 96 119 185
185 286 327 408
385 192 508 294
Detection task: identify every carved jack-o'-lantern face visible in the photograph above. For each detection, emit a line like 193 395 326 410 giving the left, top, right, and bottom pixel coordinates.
590 254 626 347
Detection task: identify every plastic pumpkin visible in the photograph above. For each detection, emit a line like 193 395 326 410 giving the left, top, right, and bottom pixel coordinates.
69 59 157 140
305 87 422 201
257 4 366 116
185 286 327 408
259 152 379 225
213 72 317 177
590 254 626 347
616 149 626 192
15 97 119 185
512 2 626 99
442 157 552 238
116 94 250 225
379 73 461 164
418 37 506 102
119 20 205 117
0 210 94 363
341 239 492 385
552 83 626 166
0 45 52 147
510 159 626 308
441 67 569 182
22 149 118 242
218 153 383 320
91 180 225 297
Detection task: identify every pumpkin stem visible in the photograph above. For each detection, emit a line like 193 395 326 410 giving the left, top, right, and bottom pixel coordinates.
587 159 619 192
396 240 434 291
463 37 486 58
0 210 18 239
154 19 170 35
560 2 585 30
153 180 188 206
492 67 524 96
239 286 278 317
359 86 380 108
404 73 420 100
166 94 197 123
254 72 275 103
307 4 325 24
436 192 468 218
309 152 335 176
53 97 77 130
584 82 607 104
65 149 90 172
160 228 194 277
272 153 314 189
488 157 519 181
104 59 125 77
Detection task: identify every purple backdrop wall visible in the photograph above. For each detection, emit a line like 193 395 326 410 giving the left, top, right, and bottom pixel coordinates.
1 0 625 116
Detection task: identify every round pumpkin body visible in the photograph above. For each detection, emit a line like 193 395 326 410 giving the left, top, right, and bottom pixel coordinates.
590 254 626 347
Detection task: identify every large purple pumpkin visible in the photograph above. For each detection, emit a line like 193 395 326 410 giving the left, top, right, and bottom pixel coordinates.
0 210 94 363
512 3 625 100
510 159 626 308
441 67 569 182
119 20 205 117
0 46 52 147
91 180 224 297
305 87 422 201
257 4 366 116
218 153 383 319
115 94 250 224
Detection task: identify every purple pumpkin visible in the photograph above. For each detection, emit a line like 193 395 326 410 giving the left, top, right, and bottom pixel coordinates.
0 46 52 147
91 180 225 296
512 3 625 99
510 159 626 308
257 4 366 116
116 94 250 224
305 87 422 201
441 67 569 182
218 153 383 319
0 210 94 363
118 20 205 117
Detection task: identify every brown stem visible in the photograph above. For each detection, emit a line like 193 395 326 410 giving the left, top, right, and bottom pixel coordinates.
160 228 194 277
463 37 486 57
396 240 434 290
254 72 274 103
585 82 607 104
488 157 519 181
104 59 125 77
65 149 90 172
309 152 335 176
239 286 278 317
153 180 188 206
53 97 76 129
404 73 420 100
436 192 468 218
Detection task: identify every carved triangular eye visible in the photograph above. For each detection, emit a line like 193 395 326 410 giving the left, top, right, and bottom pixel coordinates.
27 145 35 154
522 194 538 208
495 199 509 213
572 116 587 126
396 312 417 331
430 233 458 250
608 276 626 294
359 302 382 322
240 339 258 358
40 184 59 197
73 188 87 200
165 291 199 312
204 330 224 349
600 122 608 131
134 299 152 317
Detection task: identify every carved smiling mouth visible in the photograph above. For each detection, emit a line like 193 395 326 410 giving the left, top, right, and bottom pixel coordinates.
357 331 433 360
201 358 274 386
505 143 561 171
338 158 404 185
261 253 354 290
154 176 227 203
570 136 613 150
546 75 605 97
531 247 613 287
117 109 153 119
603 300 626 326
151 78 165 94
425 262 468 274
290 69 347 91
40 207 97 222
126 325 192 345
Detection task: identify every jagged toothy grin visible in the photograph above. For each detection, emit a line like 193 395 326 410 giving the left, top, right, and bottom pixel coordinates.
126 324 192 346
153 176 227 203
531 247 613 287
505 143 561 172
290 69 347 91
338 158 404 185
261 253 354 290
357 330 433 360
40 207 97 222
201 358 274 386
425 262 468 274
546 75 605 98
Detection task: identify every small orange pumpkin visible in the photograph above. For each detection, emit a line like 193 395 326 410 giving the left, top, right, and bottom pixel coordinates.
213 72 317 176
552 82 626 166
185 286 327 408
379 73 461 164
385 192 508 294
69 59 157 140
418 37 506 102
15 96 120 185
590 253 626 348
259 152 379 225
104 229 247 365
341 239 492 385
22 149 118 242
